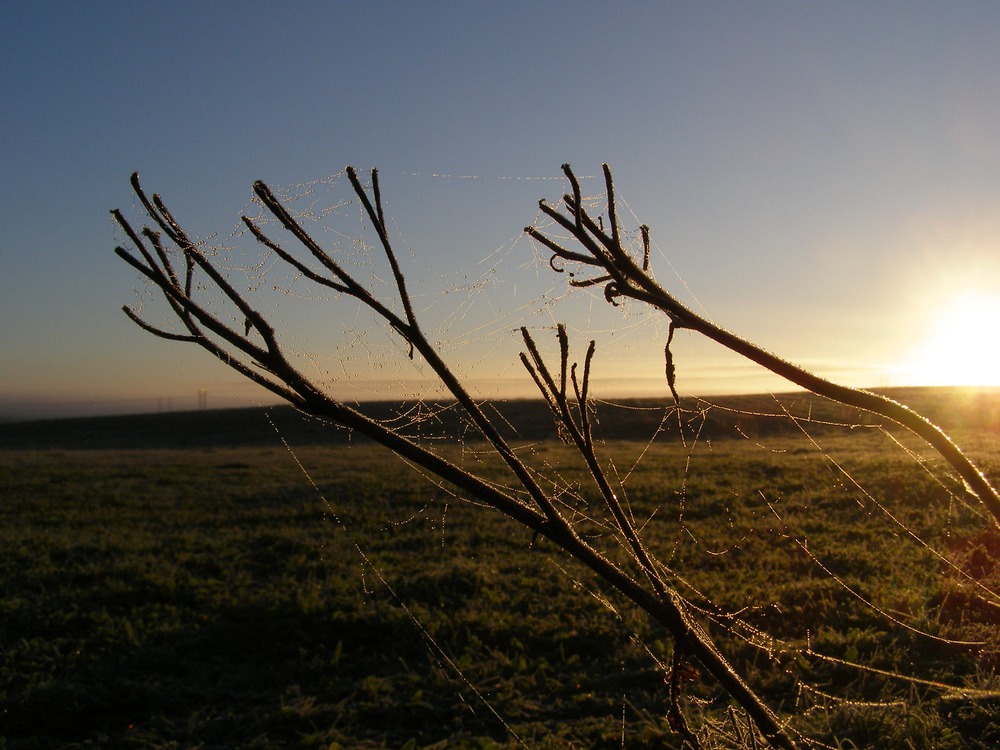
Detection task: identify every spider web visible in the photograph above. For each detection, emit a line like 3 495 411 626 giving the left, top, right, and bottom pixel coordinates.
127 168 1000 748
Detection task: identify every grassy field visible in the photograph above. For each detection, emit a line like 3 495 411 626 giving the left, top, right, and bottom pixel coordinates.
3 391 1000 748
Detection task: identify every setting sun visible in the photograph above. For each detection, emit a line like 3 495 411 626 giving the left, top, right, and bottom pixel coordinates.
898 293 1000 387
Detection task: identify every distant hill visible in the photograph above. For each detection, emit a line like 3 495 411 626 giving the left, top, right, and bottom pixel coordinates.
1 387 998 451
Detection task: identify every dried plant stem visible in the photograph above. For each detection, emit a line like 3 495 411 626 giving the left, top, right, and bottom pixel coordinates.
114 167 807 748
527 162 1000 527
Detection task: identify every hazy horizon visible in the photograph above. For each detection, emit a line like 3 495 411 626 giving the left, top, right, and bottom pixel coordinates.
7 373 996 424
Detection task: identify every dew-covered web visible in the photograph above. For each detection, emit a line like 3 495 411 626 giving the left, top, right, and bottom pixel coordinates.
223 170 572 404
121 167 1000 748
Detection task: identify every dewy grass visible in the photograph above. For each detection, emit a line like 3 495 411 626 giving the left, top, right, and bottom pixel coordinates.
2 418 1000 748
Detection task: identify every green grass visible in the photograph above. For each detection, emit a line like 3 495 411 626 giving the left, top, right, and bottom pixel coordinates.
3 399 1000 748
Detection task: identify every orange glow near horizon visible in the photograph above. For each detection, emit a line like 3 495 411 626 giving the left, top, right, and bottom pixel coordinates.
896 292 1000 387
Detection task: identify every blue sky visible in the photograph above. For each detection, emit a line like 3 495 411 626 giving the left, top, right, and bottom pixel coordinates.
3 2 1000 419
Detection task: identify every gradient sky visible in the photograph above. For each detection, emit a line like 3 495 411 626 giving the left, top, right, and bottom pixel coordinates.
3 2 1000 420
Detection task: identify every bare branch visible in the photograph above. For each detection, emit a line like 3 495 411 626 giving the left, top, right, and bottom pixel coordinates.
346 166 419 328
241 216 351 294
531 164 1000 528
121 305 198 343
518 325 795 749
114 168 802 750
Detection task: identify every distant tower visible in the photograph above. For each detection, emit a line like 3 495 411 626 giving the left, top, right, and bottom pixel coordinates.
198 389 207 410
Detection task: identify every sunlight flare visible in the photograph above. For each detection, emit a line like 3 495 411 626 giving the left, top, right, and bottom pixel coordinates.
899 292 1000 387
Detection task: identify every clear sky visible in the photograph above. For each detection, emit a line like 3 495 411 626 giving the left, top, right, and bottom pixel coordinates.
3 2 1000 420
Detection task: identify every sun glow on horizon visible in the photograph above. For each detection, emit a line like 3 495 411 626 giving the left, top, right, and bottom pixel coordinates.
896 292 1000 387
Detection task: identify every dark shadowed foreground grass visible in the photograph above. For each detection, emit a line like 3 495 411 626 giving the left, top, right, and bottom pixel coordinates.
2 400 1000 748
2 444 672 749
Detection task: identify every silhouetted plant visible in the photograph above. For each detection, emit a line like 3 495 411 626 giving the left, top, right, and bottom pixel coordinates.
114 164 1000 749
526 164 1000 526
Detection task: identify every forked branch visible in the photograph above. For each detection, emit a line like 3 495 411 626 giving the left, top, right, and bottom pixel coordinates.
526 163 1000 527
